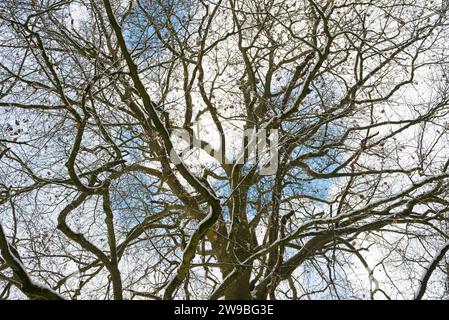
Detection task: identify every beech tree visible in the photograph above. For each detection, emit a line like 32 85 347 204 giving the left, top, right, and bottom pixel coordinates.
1 0 449 300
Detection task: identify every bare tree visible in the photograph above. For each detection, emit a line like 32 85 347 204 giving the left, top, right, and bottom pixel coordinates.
1 0 449 300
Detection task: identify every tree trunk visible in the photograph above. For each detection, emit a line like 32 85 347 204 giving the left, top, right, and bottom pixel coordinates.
224 268 252 300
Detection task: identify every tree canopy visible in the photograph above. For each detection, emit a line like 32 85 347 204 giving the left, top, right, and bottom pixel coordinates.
1 0 449 300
